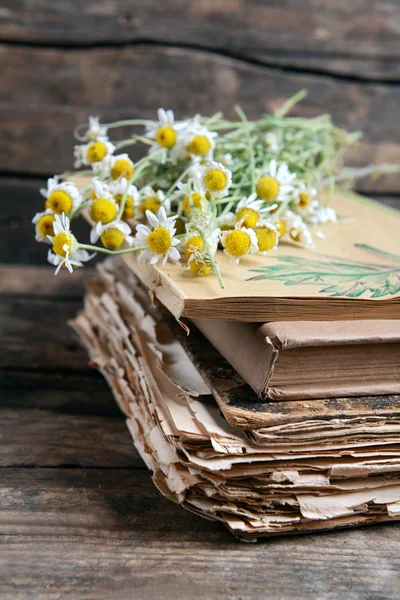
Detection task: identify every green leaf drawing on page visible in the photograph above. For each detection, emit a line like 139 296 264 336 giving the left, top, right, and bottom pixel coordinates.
247 243 400 298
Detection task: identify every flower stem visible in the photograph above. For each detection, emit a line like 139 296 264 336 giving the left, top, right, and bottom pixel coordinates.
195 229 225 289
78 243 147 255
274 89 308 118
116 174 136 221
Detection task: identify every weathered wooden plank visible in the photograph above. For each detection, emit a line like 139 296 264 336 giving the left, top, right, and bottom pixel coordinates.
1 0 400 80
0 264 95 297
0 296 91 371
1 46 400 193
0 407 138 468
0 371 142 467
1 469 400 600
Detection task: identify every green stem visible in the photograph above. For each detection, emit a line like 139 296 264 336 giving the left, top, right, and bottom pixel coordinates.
116 174 136 221
78 243 147 256
166 164 193 197
234 105 256 194
274 89 308 118
195 228 224 289
106 119 150 129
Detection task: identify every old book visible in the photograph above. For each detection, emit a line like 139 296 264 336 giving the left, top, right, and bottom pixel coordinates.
120 191 400 321
74 174 400 323
193 318 400 400
71 258 400 540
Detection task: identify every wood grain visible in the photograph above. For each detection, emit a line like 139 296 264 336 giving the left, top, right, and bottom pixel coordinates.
1 0 400 80
0 296 91 371
1 470 400 600
0 372 141 467
1 46 400 192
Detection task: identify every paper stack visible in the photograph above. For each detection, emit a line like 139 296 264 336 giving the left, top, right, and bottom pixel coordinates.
72 259 400 541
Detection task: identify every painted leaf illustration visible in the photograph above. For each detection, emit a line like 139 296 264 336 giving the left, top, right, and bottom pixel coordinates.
247 244 400 298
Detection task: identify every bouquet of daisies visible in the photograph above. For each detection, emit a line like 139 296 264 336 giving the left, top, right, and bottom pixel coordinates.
32 90 397 288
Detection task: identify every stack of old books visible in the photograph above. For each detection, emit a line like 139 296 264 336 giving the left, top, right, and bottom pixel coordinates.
73 191 400 541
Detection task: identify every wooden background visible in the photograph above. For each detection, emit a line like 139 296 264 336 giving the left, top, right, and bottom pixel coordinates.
1 2 400 598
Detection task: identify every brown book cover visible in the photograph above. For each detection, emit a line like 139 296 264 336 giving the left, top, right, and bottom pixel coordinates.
194 318 400 400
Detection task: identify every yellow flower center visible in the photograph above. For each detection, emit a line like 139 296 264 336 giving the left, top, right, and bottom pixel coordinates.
147 227 172 254
90 199 117 224
299 192 310 207
87 142 108 163
256 177 280 201
45 190 73 214
182 196 191 216
183 192 204 215
115 194 134 220
140 196 161 215
254 227 277 252
224 230 251 258
275 220 286 236
189 258 211 277
184 235 204 258
101 228 125 250
37 214 55 237
111 159 134 180
52 232 77 257
156 125 177 149
186 135 211 156
204 169 227 193
192 192 203 209
236 207 259 229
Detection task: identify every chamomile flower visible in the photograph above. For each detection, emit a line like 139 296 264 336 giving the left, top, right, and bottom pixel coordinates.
282 210 314 248
83 116 108 142
235 193 265 228
47 213 93 274
220 222 258 264
256 159 296 202
183 119 217 161
182 227 220 258
188 253 212 277
216 212 236 231
294 182 318 217
137 186 171 218
253 222 278 254
41 177 82 215
194 161 232 199
108 178 139 221
179 191 207 216
94 153 135 180
265 131 280 151
134 207 180 267
74 140 115 168
89 180 119 237
312 206 337 225
145 109 185 164
32 208 55 243
94 220 134 250
221 153 233 166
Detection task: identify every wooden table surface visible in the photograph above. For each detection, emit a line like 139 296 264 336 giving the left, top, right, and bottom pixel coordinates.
2 1 400 597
